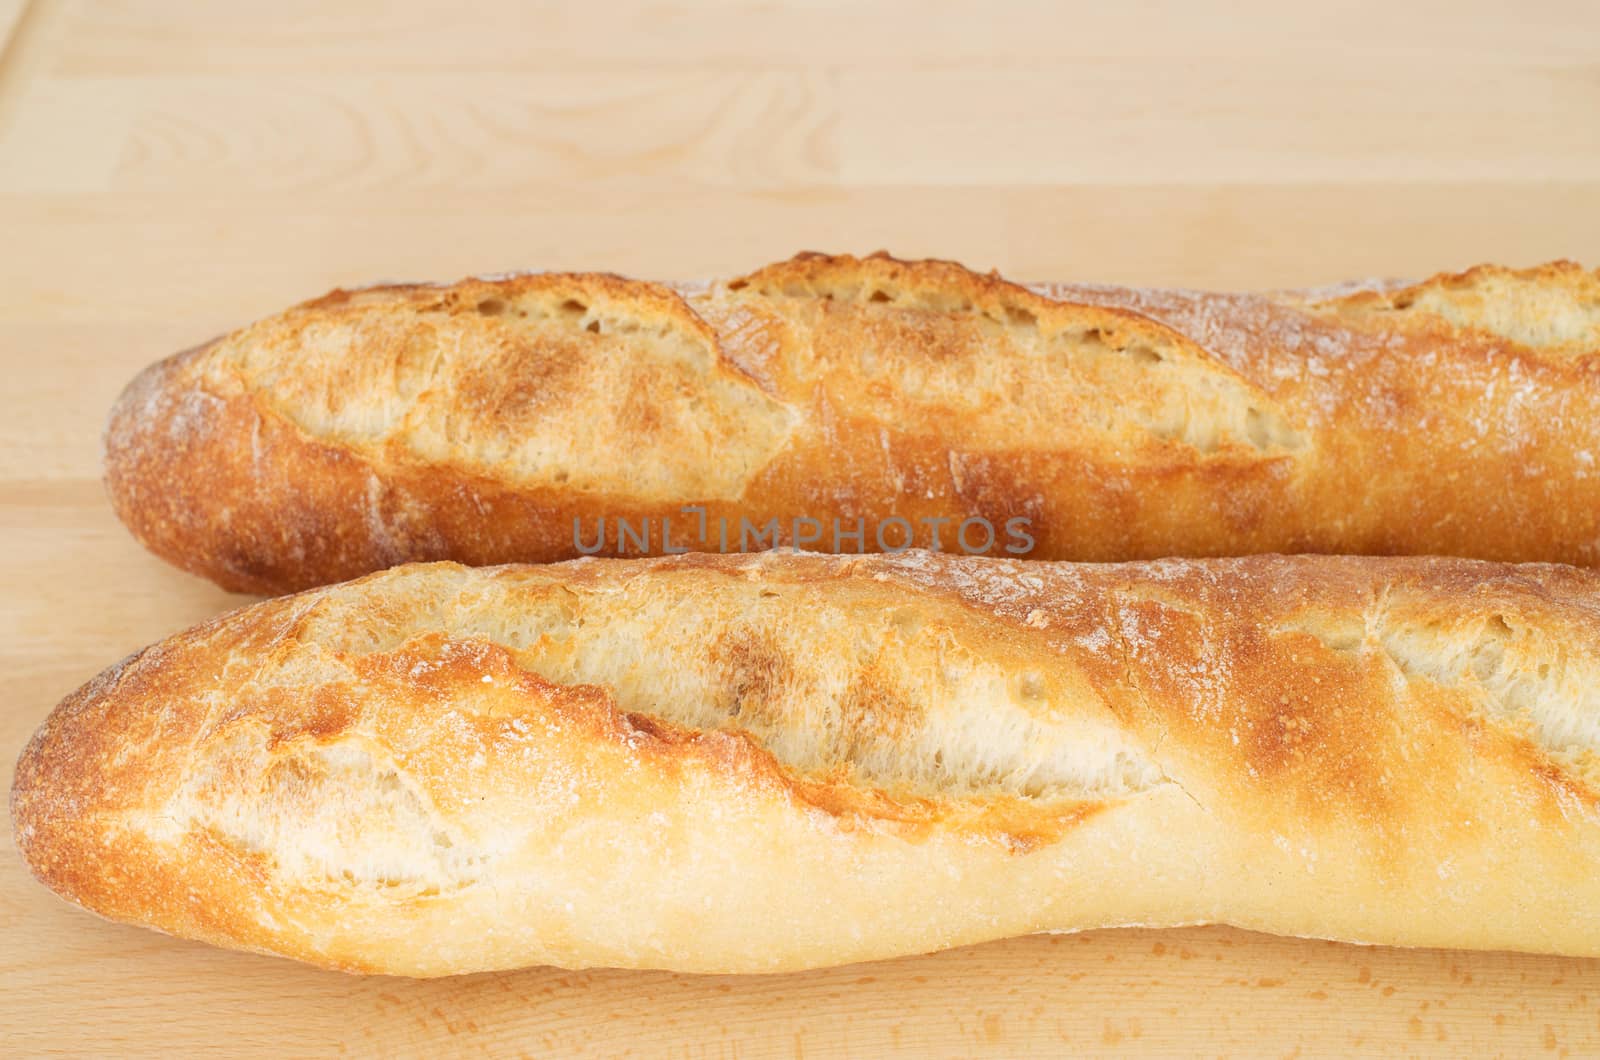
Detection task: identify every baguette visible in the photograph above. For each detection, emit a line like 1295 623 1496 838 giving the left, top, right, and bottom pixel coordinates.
105 253 1600 594
13 550 1600 975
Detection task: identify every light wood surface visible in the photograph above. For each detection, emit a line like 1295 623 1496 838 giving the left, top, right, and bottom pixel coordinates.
2 1 1598 1055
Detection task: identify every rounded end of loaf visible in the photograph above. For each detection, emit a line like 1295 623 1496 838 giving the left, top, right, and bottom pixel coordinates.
103 342 273 594
7 590 499 976
101 341 402 595
11 650 151 921
10 693 57 897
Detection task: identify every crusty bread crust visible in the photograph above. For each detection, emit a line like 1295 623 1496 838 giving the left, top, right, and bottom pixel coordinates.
104 253 1600 593
13 551 1600 974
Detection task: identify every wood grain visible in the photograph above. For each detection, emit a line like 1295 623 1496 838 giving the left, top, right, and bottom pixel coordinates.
1 0 1597 1055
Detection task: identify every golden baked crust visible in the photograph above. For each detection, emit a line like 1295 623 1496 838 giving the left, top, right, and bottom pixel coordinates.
104 252 1600 593
13 551 1600 974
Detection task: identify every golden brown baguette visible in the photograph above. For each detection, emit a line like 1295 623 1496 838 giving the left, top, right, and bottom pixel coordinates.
105 252 1600 593
13 550 1600 975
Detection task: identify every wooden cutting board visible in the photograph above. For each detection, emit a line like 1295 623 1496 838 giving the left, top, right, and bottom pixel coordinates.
2 1 1598 1054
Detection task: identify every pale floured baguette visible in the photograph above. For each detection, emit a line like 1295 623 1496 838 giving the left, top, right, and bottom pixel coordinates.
13 550 1600 975
104 253 1600 593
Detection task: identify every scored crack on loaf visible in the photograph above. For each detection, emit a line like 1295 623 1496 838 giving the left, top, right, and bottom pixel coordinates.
104 252 1600 593
12 550 1600 975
